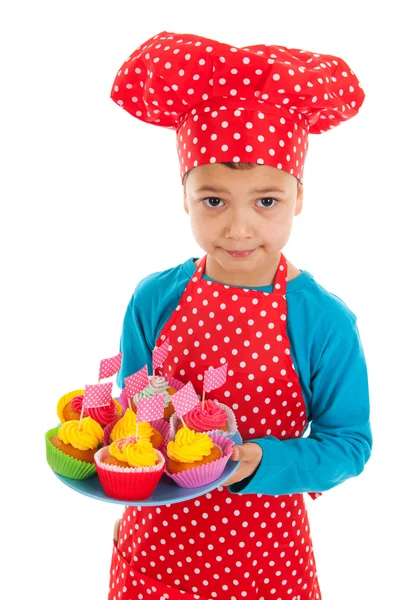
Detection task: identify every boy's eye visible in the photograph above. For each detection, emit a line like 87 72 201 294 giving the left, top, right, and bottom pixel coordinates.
203 197 224 208
257 197 277 208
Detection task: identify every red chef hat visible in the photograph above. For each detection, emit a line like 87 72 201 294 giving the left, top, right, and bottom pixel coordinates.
110 31 365 184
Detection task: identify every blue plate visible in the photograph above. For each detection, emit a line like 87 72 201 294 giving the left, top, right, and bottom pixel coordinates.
53 431 242 506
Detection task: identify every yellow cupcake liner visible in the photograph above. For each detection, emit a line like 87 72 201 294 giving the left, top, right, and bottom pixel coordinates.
45 427 97 480
56 389 85 423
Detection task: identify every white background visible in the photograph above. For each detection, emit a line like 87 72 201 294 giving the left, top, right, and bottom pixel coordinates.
1 1 398 598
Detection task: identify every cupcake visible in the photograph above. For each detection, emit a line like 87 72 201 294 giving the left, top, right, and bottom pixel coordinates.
171 399 237 438
103 408 169 451
57 389 122 425
56 389 85 422
165 428 234 488
179 399 228 432
45 417 104 480
95 437 165 500
120 375 177 420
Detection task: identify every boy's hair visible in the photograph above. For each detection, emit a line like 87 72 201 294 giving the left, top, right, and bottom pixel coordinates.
183 162 301 190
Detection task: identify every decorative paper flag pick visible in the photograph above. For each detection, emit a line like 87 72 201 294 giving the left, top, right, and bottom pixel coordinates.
137 395 165 423
79 381 113 430
135 394 165 438
170 381 200 427
152 338 170 377
118 387 127 409
124 365 149 409
202 362 229 409
98 352 122 381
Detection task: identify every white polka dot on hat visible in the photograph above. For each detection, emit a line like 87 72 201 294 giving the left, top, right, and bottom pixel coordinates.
110 30 365 184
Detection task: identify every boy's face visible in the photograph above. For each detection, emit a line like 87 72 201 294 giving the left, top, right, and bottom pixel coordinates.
183 164 303 279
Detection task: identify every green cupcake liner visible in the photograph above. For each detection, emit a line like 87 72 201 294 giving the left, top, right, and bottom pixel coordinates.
45 427 97 480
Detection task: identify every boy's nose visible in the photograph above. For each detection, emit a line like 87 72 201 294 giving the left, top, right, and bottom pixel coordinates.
225 212 254 240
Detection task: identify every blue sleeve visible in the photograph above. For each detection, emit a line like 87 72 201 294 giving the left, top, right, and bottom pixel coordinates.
116 267 187 389
228 315 372 495
116 293 153 389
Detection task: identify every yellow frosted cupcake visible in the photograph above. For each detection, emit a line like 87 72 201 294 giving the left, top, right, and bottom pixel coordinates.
45 417 104 479
165 429 235 488
95 437 165 500
166 428 222 473
104 408 165 449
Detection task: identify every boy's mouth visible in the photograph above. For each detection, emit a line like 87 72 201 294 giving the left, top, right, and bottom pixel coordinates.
226 249 255 259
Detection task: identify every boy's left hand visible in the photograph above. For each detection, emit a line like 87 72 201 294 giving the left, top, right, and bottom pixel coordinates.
222 443 263 486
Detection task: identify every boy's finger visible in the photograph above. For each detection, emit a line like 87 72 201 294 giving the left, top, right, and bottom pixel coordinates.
113 518 121 543
231 445 245 461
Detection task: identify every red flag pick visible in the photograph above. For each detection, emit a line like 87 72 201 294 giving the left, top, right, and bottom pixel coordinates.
99 352 123 380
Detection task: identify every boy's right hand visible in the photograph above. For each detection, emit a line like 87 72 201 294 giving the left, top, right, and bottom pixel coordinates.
113 518 121 543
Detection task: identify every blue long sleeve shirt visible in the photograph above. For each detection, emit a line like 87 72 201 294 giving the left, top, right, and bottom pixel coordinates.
117 257 372 496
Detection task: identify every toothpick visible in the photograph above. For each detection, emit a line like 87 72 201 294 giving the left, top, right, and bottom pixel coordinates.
202 388 206 411
181 416 187 428
78 402 84 432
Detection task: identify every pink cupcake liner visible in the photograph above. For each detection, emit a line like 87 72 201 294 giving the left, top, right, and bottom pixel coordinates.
163 375 186 392
94 446 165 501
102 416 170 451
169 401 237 440
102 417 120 446
150 418 171 452
165 434 234 488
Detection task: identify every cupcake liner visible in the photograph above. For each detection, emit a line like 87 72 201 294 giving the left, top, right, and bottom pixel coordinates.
94 446 165 500
45 427 97 480
56 389 85 423
149 418 171 452
102 416 170 450
117 388 129 413
165 434 234 489
113 398 123 418
102 418 120 446
169 401 238 440
163 375 186 392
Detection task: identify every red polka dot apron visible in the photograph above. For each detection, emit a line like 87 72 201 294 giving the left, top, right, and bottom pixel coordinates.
109 253 322 600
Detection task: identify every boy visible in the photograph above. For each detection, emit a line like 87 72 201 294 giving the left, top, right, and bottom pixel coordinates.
108 30 371 600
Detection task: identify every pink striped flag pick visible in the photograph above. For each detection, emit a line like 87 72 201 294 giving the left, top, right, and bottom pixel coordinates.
153 338 170 371
203 362 229 393
83 381 113 409
99 352 122 380
137 395 165 422
171 381 200 418
124 365 149 399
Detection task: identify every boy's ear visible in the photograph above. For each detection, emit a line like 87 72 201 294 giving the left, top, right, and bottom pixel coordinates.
183 191 189 214
294 184 303 216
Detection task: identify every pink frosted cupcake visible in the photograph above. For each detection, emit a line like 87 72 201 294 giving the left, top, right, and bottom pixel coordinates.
95 437 165 500
171 399 237 438
165 428 234 488
57 390 122 425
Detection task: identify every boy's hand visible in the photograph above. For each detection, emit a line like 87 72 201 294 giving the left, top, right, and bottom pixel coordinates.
222 443 262 487
113 519 121 543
